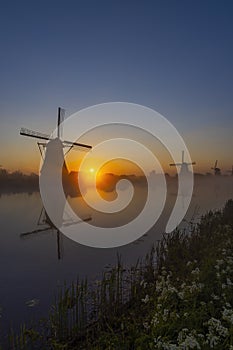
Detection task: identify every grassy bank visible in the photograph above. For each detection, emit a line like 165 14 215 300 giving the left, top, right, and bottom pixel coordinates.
7 200 233 349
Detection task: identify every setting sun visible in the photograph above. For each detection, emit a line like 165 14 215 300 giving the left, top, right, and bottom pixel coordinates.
89 168 95 173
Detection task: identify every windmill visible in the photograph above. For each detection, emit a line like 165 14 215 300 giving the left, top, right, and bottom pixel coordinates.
20 107 92 259
211 160 221 176
21 107 92 194
20 107 92 164
169 151 196 175
169 151 196 211
227 165 233 176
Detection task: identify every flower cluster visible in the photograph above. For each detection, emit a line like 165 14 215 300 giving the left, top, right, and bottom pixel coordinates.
140 230 233 349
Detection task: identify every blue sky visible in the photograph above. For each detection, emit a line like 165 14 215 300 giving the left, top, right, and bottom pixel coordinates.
0 0 233 173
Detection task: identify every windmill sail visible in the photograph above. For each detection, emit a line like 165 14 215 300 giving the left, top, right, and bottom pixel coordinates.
57 107 65 139
20 127 92 149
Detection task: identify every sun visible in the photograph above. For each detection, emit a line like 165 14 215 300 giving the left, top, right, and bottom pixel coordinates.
89 168 95 173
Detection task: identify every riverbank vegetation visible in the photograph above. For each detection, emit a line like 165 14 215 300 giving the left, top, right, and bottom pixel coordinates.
0 169 38 194
6 199 233 349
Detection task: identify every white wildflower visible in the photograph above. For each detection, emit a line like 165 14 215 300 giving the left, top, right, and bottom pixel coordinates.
141 294 149 303
191 267 200 276
167 285 178 294
181 335 201 349
216 259 224 266
211 293 220 300
161 266 167 274
162 309 169 321
178 291 185 299
226 278 233 286
188 282 204 293
152 314 159 325
207 335 219 348
222 307 233 325
154 338 179 349
140 280 148 288
177 328 201 349
206 317 228 338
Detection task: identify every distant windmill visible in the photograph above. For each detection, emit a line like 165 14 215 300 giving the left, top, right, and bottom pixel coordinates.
227 165 233 176
169 151 196 175
211 160 221 176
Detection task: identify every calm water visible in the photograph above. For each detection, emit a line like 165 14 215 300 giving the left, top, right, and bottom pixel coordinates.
0 176 233 340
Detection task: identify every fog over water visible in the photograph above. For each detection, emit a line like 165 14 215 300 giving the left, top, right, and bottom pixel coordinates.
0 175 233 339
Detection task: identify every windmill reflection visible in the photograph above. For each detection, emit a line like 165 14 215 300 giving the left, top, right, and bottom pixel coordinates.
20 207 91 260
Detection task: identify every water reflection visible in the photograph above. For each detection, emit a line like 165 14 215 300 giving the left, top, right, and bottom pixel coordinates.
20 206 91 260
0 175 233 338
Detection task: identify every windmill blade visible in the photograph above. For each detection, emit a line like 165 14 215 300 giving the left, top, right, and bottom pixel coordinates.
57 107 91 149
57 107 65 139
21 216 92 237
63 216 92 227
169 163 182 166
62 139 92 149
20 127 92 150
20 128 50 141
20 226 52 238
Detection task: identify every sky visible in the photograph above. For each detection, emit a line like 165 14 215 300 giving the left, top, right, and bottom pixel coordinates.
0 0 233 174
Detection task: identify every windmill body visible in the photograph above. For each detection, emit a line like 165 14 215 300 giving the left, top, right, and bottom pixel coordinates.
227 166 233 176
169 151 196 175
20 107 92 197
211 160 221 176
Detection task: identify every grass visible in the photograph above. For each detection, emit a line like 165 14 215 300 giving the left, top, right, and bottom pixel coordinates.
5 199 233 349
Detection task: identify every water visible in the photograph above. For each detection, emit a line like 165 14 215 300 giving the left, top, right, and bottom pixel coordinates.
0 176 233 340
